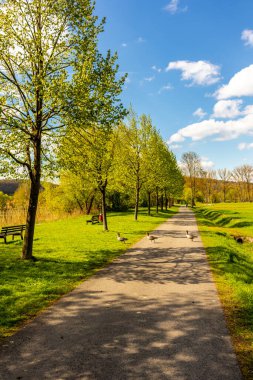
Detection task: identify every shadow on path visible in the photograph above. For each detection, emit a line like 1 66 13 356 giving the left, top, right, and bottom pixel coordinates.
0 207 242 380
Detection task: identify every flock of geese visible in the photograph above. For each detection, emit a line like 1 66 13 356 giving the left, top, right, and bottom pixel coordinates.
117 230 197 243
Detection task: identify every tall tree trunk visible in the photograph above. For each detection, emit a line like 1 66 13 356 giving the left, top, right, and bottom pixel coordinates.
156 187 159 213
147 191 151 216
74 196 84 212
86 194 95 215
160 194 164 211
22 142 41 260
165 189 168 211
134 185 140 221
101 185 108 231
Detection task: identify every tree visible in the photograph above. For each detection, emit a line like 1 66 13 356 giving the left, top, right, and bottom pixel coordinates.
199 170 217 203
217 168 231 202
116 112 153 221
0 0 113 258
60 126 120 231
236 164 253 201
59 47 126 231
181 152 202 206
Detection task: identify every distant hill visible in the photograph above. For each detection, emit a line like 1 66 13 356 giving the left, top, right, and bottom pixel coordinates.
0 180 21 195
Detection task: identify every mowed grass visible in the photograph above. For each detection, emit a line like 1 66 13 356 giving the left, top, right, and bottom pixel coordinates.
0 207 178 339
195 203 253 380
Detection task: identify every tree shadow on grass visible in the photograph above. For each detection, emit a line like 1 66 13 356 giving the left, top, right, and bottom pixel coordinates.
231 221 253 228
205 245 253 284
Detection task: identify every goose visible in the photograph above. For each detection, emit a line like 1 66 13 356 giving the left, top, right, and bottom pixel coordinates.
147 232 159 243
186 231 196 241
117 232 128 243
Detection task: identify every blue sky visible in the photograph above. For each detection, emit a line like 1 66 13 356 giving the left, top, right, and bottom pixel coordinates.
95 0 253 170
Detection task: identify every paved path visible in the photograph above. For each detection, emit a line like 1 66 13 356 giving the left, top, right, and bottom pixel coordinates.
0 207 242 380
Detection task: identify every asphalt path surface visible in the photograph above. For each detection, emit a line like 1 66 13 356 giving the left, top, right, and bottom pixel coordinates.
0 207 242 380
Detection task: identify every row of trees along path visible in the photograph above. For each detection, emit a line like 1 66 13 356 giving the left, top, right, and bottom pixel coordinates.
0 0 183 259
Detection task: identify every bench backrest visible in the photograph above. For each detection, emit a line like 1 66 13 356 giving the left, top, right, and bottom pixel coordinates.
92 216 99 220
1 225 26 234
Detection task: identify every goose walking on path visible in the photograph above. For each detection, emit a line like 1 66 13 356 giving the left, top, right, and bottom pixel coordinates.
147 232 159 243
117 232 128 243
186 230 197 241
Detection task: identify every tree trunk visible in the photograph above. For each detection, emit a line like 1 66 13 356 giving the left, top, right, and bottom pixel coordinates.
147 191 151 216
86 194 95 215
22 142 41 260
156 187 159 213
165 190 168 211
134 185 140 221
74 196 84 212
101 186 108 231
160 194 164 211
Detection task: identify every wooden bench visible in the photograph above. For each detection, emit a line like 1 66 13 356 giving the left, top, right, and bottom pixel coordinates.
0 224 26 244
86 215 100 225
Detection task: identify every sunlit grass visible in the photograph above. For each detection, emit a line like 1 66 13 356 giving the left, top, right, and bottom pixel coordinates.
195 203 253 380
0 207 178 339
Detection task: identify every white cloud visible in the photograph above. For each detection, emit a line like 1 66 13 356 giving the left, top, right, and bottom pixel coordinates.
216 64 253 99
121 43 127 48
158 83 173 94
168 113 253 143
193 107 207 119
152 65 162 73
164 0 187 14
170 144 182 149
241 29 253 47
201 158 215 169
212 99 243 118
168 132 185 144
144 76 155 82
238 142 253 150
166 60 221 86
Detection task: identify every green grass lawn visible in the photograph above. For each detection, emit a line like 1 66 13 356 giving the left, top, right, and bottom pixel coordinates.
0 207 178 339
195 203 253 380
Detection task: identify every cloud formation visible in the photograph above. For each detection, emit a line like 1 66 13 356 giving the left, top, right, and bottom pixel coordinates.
201 158 215 169
152 65 162 73
193 107 207 119
168 113 253 144
212 99 243 118
241 29 253 47
170 144 182 149
238 142 253 150
144 76 155 82
166 60 221 86
216 64 253 99
158 83 173 94
164 0 187 14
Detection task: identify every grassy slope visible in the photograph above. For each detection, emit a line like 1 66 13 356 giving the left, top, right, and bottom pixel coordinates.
195 203 253 380
0 208 178 339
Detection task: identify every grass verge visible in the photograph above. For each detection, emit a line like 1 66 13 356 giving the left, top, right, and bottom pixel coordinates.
0 207 178 340
195 203 253 380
